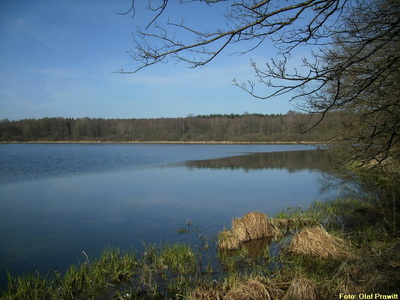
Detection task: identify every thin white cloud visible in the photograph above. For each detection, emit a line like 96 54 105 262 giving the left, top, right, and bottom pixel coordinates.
29 67 90 79
8 17 71 51
113 57 254 89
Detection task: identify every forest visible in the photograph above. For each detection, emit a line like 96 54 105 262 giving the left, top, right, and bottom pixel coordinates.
0 111 342 142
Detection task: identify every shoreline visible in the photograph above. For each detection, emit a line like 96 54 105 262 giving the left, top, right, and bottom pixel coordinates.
0 140 324 145
3 193 399 298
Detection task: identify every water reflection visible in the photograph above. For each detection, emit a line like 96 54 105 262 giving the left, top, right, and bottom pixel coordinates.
0 147 342 288
183 150 340 272
184 149 333 172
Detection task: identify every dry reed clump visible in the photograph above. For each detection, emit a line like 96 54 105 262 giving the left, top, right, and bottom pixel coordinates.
218 212 275 250
225 278 284 300
188 287 223 300
188 278 284 300
282 276 317 300
232 212 274 241
218 230 241 251
288 225 349 259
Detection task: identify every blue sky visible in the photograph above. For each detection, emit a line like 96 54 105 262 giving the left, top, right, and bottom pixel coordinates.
0 0 299 120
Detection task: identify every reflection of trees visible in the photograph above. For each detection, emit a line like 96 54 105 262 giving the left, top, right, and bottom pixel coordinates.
184 150 334 173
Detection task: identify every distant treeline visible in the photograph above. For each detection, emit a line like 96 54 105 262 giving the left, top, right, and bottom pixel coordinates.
0 112 342 142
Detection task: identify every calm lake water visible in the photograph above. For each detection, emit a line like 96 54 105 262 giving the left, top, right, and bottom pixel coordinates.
0 143 342 287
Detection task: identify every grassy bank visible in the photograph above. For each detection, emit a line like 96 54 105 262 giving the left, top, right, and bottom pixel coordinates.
0 140 321 145
1 172 399 299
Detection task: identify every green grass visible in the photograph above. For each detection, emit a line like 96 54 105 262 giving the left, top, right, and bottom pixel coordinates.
159 244 197 274
5 271 49 300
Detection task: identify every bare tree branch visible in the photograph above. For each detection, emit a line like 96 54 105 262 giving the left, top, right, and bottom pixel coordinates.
118 0 400 168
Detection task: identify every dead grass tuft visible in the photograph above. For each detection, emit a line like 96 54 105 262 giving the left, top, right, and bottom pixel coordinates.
225 278 284 300
232 212 274 241
218 212 275 250
218 230 242 251
288 225 349 259
188 287 223 300
283 276 317 300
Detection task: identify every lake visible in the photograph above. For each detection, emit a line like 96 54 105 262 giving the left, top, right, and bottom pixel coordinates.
0 143 342 287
